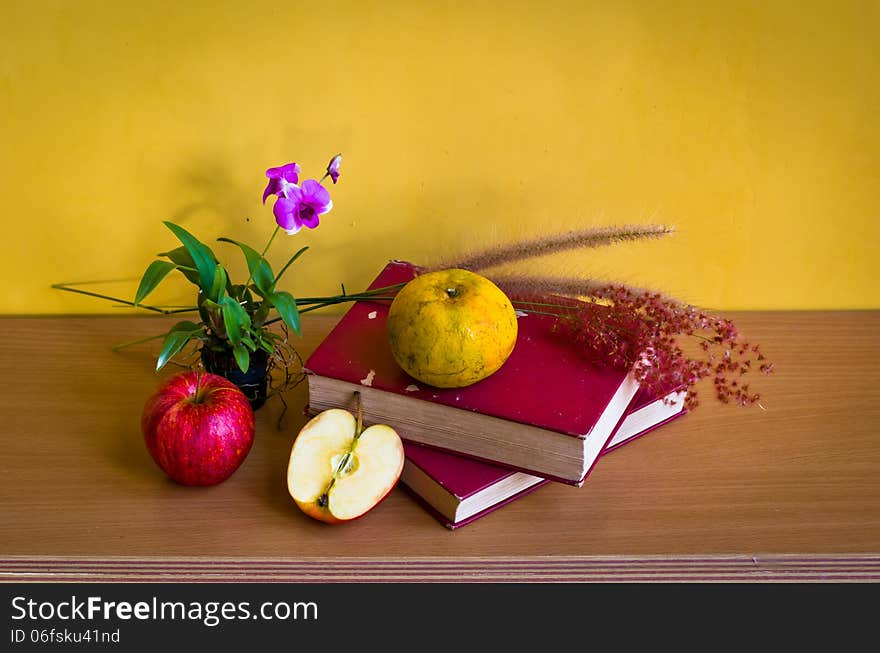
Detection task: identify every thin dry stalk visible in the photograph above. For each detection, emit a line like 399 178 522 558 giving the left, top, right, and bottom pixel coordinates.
491 273 687 309
428 224 674 272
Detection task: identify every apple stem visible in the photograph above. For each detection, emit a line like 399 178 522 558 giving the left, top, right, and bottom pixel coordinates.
354 390 364 439
193 370 205 404
317 392 366 510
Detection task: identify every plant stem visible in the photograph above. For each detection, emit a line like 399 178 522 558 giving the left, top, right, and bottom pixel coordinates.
508 299 583 309
263 295 398 327
51 284 186 315
244 225 281 289
513 308 566 318
111 333 168 351
300 298 398 311
302 294 398 307
261 225 281 260
359 282 408 294
273 246 309 285
294 292 399 304
292 282 406 305
110 304 199 314
166 307 200 314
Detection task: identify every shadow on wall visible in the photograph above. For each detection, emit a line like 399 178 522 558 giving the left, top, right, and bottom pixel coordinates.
303 176 557 298
157 152 677 312
168 154 253 237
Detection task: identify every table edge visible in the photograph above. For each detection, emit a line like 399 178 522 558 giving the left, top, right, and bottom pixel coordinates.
2 555 879 583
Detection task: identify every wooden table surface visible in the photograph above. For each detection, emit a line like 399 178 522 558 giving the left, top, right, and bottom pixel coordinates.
1 312 878 582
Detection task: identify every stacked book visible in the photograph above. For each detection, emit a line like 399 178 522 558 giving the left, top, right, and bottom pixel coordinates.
304 261 686 528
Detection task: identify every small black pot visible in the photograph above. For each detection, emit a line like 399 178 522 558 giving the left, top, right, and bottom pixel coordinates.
201 347 269 411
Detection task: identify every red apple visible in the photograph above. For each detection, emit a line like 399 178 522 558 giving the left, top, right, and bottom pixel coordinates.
141 371 255 486
287 394 404 523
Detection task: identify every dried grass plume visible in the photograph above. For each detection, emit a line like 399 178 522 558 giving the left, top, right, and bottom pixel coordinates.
426 224 675 273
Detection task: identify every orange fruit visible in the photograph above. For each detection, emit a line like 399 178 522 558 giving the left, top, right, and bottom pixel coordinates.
386 269 518 388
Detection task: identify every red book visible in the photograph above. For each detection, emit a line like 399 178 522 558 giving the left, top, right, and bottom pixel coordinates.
306 260 642 485
400 386 686 529
604 386 687 453
400 442 549 530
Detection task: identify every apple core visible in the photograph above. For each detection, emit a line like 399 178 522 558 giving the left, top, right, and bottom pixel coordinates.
287 393 405 523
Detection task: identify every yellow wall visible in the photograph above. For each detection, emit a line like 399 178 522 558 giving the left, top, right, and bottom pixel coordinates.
2 0 878 313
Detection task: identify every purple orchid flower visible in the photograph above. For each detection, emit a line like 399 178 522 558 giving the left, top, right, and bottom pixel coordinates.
326 154 342 184
273 179 333 234
262 162 302 204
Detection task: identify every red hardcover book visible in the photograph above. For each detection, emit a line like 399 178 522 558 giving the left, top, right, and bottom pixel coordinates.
305 260 642 485
400 386 686 529
400 442 549 530
604 386 686 453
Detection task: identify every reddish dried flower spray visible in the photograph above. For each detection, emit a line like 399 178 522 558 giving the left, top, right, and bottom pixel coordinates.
507 284 773 411
427 223 772 412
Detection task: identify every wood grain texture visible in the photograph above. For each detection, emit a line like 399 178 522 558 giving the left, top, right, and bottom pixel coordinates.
1 312 878 582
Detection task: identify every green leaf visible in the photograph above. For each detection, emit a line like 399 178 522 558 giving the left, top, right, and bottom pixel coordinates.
166 247 232 297
274 246 309 284
208 264 228 303
134 260 178 305
241 336 257 352
220 296 250 345
217 237 275 296
232 343 250 373
257 338 275 355
269 290 301 336
156 321 203 371
158 247 202 285
163 222 217 291
197 297 221 332
251 301 270 327
231 284 254 304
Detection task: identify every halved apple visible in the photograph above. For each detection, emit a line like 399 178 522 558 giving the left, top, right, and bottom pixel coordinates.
287 395 404 523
